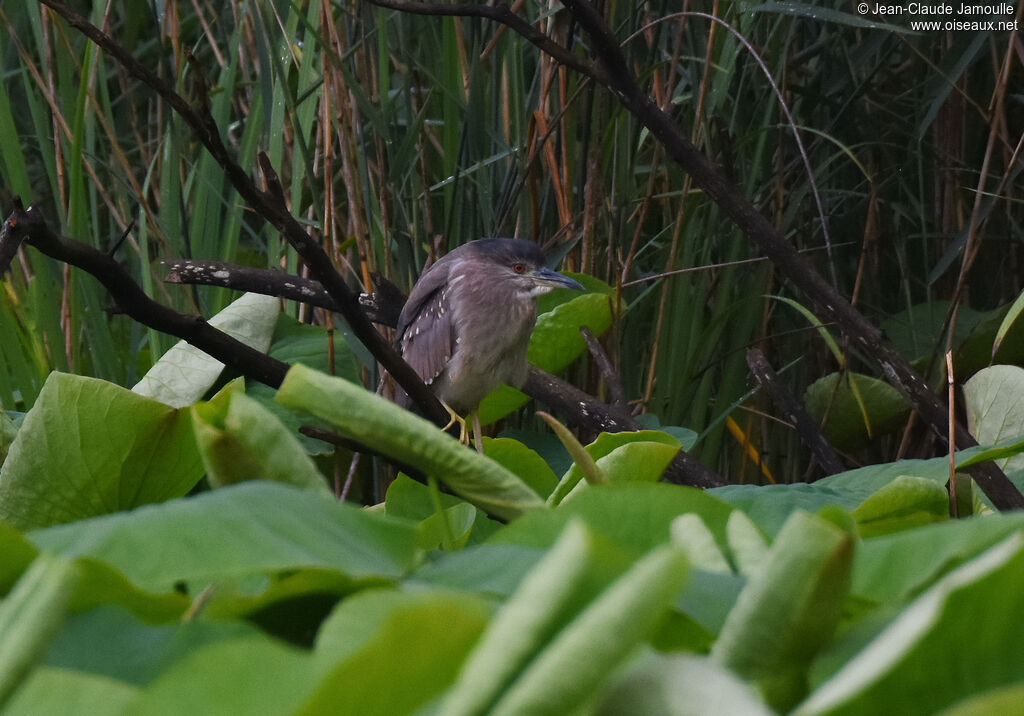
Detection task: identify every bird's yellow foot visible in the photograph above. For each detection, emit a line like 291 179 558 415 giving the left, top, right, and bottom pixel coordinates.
440 404 484 454
441 402 470 445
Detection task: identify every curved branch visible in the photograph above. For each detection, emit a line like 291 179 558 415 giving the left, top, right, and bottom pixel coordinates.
365 0 610 85
5 202 289 388
36 0 450 428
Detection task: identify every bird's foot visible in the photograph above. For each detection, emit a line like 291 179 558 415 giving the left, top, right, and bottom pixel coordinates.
440 403 470 445
440 404 485 454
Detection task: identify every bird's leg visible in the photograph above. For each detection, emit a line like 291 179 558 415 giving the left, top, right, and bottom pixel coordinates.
440 402 470 445
471 410 484 454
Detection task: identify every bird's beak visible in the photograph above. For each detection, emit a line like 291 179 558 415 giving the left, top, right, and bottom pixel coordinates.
531 267 585 291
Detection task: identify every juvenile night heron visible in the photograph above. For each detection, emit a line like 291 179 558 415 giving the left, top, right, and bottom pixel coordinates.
395 238 585 447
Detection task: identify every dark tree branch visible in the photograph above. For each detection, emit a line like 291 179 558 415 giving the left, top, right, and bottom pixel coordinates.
366 0 610 85
164 259 343 313
523 367 724 489
36 0 449 429
0 212 27 276
363 0 1024 508
746 348 845 477
4 201 290 388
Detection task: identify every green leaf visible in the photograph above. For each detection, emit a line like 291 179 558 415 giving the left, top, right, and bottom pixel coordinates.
937 684 1024 716
671 514 731 573
597 653 775 716
796 534 1024 716
134 626 314 715
0 373 204 530
5 667 139 716
589 440 680 484
955 435 1024 469
963 365 1024 474
0 554 78 708
265 313 359 382
476 385 531 427
493 483 735 557
192 381 330 494
528 292 613 373
804 372 909 451
40 604 262 685
550 430 681 506
409 543 548 598
714 457 962 537
0 410 17 465
132 292 281 408
712 510 855 711
297 589 491 715
30 482 419 592
385 473 465 521
0 522 39 593
489 542 689 716
542 413 608 505
852 475 950 538
725 509 770 577
850 512 1024 605
443 520 603 716
69 557 187 623
275 364 545 521
482 437 559 499
991 289 1024 358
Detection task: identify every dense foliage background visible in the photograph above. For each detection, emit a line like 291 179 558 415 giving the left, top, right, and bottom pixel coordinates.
1 0 1020 480
2 1 1024 714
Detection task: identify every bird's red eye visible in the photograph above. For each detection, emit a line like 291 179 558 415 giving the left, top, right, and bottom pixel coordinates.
512 263 526 274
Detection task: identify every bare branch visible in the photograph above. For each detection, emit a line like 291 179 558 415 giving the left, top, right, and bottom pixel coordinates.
364 0 610 85
36 0 450 428
6 203 289 388
746 348 845 477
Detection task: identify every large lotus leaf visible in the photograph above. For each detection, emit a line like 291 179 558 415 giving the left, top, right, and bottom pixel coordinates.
132 292 280 408
880 301 987 366
483 437 560 499
492 482 734 556
30 482 419 592
553 431 682 504
712 510 854 711
795 534 1024 716
0 554 78 708
596 653 774 716
0 410 17 465
804 372 909 452
245 314 360 457
192 382 330 494
963 365 1024 475
851 511 1024 606
5 666 140 716
296 589 491 715
0 372 204 530
276 364 544 521
852 475 949 538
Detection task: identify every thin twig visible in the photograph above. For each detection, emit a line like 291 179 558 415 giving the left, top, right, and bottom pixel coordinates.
746 348 845 477
580 326 626 407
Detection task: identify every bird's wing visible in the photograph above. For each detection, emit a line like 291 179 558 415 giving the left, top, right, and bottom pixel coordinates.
396 260 455 389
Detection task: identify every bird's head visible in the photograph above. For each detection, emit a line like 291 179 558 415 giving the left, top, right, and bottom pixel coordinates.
470 238 585 298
